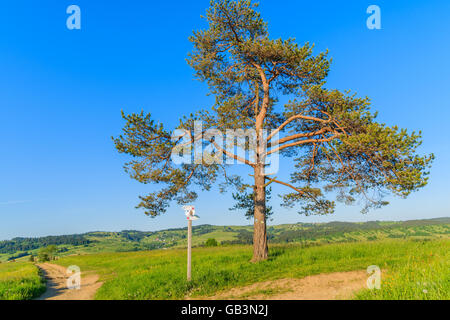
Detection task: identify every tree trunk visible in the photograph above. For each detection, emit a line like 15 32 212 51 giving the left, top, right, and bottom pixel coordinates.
252 165 268 262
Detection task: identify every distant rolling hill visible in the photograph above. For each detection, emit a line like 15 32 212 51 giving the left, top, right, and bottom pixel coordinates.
1 217 449 262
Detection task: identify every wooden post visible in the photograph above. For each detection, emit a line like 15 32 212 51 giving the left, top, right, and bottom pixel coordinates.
187 219 192 282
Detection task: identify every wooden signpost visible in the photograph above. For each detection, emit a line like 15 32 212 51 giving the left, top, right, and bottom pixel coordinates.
183 206 199 282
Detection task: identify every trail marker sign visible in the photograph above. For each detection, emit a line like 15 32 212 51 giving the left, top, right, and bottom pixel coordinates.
182 205 199 281
183 205 200 221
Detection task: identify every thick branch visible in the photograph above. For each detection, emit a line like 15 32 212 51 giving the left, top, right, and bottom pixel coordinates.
266 134 341 156
269 178 306 195
268 178 322 207
268 127 333 148
267 114 332 142
210 139 256 167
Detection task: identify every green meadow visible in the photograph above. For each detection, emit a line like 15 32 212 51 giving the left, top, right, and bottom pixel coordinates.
0 262 46 300
53 238 449 300
1 219 449 300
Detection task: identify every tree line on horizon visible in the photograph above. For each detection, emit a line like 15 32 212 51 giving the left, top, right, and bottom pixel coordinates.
1 218 448 258
0 235 91 254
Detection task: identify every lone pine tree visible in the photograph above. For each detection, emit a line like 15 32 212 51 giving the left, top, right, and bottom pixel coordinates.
114 0 433 262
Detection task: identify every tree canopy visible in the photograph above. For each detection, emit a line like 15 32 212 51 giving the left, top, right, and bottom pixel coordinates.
114 0 433 261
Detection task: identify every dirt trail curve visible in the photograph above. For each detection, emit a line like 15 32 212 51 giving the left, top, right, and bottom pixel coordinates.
205 270 368 300
36 263 102 300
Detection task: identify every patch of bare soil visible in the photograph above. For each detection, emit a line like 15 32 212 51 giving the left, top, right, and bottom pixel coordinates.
36 263 102 300
205 270 368 300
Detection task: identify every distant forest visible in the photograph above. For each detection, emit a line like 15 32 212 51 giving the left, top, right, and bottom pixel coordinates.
0 235 91 254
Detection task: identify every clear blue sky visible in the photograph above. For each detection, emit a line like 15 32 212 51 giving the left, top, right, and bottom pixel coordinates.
0 1 449 240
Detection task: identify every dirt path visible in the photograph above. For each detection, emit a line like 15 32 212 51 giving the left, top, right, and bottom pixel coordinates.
204 270 368 300
36 263 102 300
35 264 366 300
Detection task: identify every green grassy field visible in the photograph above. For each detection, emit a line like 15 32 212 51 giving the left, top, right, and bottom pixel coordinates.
52 238 449 300
1 219 448 300
0 262 46 300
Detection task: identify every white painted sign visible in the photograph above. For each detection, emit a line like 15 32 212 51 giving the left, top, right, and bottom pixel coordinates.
183 205 200 221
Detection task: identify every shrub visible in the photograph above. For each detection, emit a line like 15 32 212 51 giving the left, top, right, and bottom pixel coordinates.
205 239 218 247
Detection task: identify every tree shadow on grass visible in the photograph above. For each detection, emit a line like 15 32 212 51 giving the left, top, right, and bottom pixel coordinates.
267 247 286 261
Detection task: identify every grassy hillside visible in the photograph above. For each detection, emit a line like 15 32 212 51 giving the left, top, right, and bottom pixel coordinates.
1 218 449 262
52 238 449 300
0 262 46 300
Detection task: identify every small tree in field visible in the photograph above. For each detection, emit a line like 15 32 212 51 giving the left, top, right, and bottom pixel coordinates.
205 238 218 247
38 245 58 262
114 0 433 262
38 249 49 262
